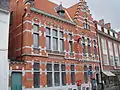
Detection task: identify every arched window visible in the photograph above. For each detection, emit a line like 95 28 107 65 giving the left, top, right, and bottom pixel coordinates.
82 37 86 56
83 19 90 30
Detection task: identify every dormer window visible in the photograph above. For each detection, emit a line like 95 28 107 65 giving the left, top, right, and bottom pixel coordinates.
110 31 113 37
25 0 34 7
97 24 101 31
104 28 108 34
55 3 65 17
115 33 118 38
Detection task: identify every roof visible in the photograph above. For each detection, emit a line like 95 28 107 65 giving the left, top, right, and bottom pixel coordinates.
34 0 93 25
66 0 94 23
35 0 72 21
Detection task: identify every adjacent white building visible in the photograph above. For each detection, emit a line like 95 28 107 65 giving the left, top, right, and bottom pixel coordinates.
0 5 10 90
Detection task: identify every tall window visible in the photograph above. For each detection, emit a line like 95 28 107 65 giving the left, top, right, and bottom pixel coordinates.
83 19 90 30
61 64 66 85
94 40 97 57
33 62 40 88
71 65 75 85
53 29 58 51
33 24 39 48
108 41 114 66
46 27 51 50
97 24 101 31
114 43 119 66
87 38 91 56
82 37 86 56
59 31 64 52
47 63 53 87
54 64 60 86
68 34 73 53
101 38 109 65
84 65 88 83
104 28 108 34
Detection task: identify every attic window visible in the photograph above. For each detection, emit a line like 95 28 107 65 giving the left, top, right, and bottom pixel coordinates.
83 19 90 30
25 0 34 7
55 3 65 17
57 10 65 17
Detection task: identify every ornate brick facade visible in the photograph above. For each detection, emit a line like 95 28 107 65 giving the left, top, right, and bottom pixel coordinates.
9 0 100 90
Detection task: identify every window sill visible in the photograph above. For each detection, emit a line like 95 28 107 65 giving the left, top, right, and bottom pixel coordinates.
33 47 40 50
47 50 65 57
69 52 74 55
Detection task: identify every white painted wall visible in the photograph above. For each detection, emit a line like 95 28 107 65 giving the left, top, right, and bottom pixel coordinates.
0 9 10 90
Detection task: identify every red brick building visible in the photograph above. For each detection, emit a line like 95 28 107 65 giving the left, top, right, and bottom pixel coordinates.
9 0 100 90
94 19 120 89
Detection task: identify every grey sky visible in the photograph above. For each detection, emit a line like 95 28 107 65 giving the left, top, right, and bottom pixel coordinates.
50 0 120 32
0 0 9 10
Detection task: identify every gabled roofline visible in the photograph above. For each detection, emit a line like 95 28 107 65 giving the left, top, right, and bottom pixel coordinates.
30 7 76 25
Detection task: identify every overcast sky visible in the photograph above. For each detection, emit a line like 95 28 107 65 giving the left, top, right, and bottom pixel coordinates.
50 0 120 32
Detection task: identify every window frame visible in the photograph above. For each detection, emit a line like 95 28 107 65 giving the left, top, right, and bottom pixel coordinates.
33 24 39 48
33 62 40 88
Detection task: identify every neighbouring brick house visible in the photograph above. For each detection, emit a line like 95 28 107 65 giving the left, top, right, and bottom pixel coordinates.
94 19 120 89
9 0 100 90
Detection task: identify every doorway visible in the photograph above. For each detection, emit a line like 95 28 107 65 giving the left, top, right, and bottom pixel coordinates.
11 72 22 90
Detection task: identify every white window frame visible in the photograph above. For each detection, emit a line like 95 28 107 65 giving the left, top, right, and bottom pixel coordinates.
33 24 40 48
101 38 109 65
97 24 101 31
104 28 108 34
108 41 114 66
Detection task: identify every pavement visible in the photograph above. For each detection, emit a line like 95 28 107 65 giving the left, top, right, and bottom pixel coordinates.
104 86 119 90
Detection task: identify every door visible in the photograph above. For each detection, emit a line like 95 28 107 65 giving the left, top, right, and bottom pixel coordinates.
11 72 22 90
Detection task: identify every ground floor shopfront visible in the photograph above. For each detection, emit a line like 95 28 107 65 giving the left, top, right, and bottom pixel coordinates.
101 70 120 90
8 56 100 90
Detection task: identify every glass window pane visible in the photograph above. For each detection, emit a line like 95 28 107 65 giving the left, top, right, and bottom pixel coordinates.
110 31 113 36
69 41 72 52
53 38 58 51
97 24 101 31
47 64 52 71
115 33 118 38
61 64 65 71
68 34 72 40
46 36 51 50
60 31 63 38
104 28 108 34
60 39 64 52
33 24 39 32
71 65 74 71
33 33 39 47
71 72 75 85
54 72 60 86
53 29 57 37
84 65 88 83
82 37 85 43
34 62 40 70
54 64 59 71
110 56 114 66
62 72 66 85
88 45 91 56
47 72 52 87
34 72 40 88
46 27 51 35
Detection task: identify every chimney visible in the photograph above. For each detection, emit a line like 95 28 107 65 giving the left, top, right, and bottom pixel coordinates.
99 19 104 26
105 23 111 29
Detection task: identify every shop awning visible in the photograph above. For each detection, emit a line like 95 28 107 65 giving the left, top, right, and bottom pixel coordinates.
102 71 115 76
